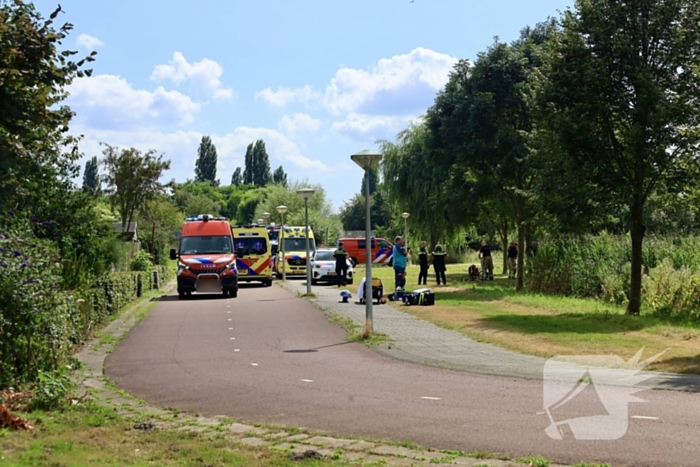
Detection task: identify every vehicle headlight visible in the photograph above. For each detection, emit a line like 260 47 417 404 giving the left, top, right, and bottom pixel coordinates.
227 263 238 274
177 264 189 276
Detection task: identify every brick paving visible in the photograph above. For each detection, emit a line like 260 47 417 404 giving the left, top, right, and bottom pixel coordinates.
279 279 700 393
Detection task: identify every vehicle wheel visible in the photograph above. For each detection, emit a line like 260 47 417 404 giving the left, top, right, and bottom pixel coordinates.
388 258 393 267
311 279 318 286
186 291 192 298
266 280 273 287
230 288 238 298
178 291 185 299
222 289 229 298
347 279 353 285
350 257 358 267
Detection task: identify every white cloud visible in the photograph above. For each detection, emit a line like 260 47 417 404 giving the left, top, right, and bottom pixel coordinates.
331 112 413 142
255 85 320 107
323 47 457 115
76 33 104 49
151 52 234 100
278 113 323 135
67 74 201 130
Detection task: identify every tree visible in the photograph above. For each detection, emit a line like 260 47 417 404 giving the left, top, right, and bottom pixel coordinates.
82 156 100 195
231 167 242 186
0 1 96 201
360 167 378 196
540 0 700 314
101 144 171 233
379 123 466 248
426 26 555 290
273 165 288 186
253 140 271 187
194 135 218 185
243 143 254 185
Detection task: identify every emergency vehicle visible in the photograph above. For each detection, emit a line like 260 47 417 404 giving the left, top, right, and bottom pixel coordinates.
231 224 273 286
170 214 238 299
337 237 394 267
275 225 316 277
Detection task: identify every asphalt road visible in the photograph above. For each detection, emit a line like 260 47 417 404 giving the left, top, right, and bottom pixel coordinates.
105 284 700 467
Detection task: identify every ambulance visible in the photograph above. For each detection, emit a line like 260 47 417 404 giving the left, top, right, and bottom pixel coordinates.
275 225 316 277
170 214 239 299
231 224 273 286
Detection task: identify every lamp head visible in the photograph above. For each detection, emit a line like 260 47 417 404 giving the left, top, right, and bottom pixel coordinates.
296 188 315 200
276 205 288 215
402 212 410 219
351 149 382 170
262 212 270 219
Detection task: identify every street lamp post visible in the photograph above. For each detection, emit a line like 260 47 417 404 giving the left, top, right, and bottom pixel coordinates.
402 212 410 248
297 188 315 295
276 205 288 281
351 149 383 336
257 218 264 225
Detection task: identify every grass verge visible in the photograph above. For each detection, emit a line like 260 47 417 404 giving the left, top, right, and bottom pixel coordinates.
0 403 345 466
346 262 700 374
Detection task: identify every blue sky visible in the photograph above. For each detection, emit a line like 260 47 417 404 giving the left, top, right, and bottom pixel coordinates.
35 0 572 211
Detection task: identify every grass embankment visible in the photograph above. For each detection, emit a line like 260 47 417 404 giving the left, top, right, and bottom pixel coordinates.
348 258 700 375
0 404 342 466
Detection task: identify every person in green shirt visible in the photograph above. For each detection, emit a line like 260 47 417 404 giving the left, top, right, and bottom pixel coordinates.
430 244 448 285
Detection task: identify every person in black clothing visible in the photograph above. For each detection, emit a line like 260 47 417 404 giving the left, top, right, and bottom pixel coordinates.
479 240 494 280
430 244 448 285
333 242 349 287
418 241 429 285
507 241 518 279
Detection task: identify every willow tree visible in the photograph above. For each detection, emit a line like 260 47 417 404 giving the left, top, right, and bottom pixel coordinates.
379 122 466 248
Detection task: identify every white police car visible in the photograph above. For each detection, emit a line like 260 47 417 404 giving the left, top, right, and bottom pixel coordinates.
310 248 354 285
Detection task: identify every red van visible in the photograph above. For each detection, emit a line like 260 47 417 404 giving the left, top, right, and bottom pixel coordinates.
337 237 394 267
170 214 239 299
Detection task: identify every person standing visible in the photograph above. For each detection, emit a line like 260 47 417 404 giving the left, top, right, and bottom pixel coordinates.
479 240 494 280
417 241 429 285
333 242 349 287
507 241 518 279
430 244 448 285
392 236 409 290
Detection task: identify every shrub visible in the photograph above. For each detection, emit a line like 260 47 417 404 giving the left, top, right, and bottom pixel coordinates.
130 250 152 271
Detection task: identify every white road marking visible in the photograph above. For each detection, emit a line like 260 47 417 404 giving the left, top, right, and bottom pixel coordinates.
234 349 240 352
228 327 233 330
230 337 235 340
632 416 659 420
228 319 232 321
251 363 258 366
536 411 546 415
227 311 231 314
420 396 441 400
301 379 314 383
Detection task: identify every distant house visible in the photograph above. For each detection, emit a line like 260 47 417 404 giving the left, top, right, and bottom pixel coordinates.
113 222 138 242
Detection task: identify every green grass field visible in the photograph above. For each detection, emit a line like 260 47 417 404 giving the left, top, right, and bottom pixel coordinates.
345 259 700 375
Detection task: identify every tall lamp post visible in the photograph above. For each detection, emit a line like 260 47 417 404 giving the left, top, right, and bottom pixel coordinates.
402 212 410 248
262 212 270 226
297 188 315 294
276 205 288 281
351 149 382 336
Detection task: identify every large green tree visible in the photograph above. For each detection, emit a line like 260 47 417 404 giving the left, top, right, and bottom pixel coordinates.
253 140 271 187
101 144 171 233
82 156 100 196
380 123 464 248
540 0 700 314
194 135 218 185
0 1 95 202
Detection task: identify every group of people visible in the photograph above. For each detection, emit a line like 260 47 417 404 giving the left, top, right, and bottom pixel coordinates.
332 235 538 291
392 237 449 289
